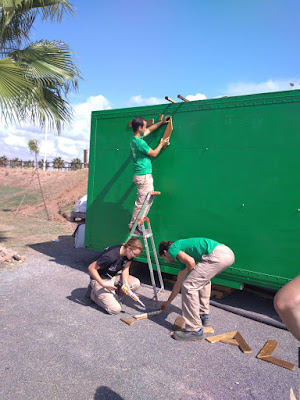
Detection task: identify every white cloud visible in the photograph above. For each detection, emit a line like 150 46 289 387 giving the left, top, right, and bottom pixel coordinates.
0 94 112 162
127 95 167 106
224 79 300 96
186 93 207 101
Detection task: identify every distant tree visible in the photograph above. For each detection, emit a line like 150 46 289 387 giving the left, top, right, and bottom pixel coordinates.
24 160 34 168
53 156 65 171
27 139 50 219
11 157 21 168
38 159 50 169
70 158 82 170
0 155 8 167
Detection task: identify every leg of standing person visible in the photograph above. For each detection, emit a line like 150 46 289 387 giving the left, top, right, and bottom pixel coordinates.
129 174 154 229
181 245 235 332
274 275 300 341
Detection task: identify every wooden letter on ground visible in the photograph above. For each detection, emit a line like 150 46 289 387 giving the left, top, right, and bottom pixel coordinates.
206 331 252 353
257 340 295 371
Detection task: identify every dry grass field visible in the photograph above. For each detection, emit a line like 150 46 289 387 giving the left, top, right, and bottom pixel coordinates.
0 168 88 254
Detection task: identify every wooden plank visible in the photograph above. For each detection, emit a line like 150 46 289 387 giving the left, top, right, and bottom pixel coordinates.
206 331 237 343
261 355 295 371
128 119 154 128
158 114 164 121
234 331 252 354
257 340 278 358
212 284 235 294
203 327 214 333
120 318 135 326
170 316 185 334
162 117 173 141
220 338 240 346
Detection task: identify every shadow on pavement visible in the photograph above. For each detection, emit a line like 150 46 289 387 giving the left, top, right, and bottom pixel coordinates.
94 386 124 400
29 235 282 326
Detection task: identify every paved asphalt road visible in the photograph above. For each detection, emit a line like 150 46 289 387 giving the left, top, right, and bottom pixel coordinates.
0 236 299 400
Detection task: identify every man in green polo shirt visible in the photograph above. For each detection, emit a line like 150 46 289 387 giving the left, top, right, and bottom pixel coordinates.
158 237 235 341
129 116 170 234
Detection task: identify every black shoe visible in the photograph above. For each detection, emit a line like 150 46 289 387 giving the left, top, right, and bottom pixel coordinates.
172 328 204 341
200 314 211 327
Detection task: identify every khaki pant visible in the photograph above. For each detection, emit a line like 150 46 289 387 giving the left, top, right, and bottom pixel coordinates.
181 245 235 331
90 275 140 314
129 174 154 229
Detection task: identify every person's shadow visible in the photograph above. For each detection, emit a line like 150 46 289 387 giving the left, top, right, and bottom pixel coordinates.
94 386 124 400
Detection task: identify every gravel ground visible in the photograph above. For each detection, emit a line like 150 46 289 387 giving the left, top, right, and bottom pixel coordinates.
0 236 299 400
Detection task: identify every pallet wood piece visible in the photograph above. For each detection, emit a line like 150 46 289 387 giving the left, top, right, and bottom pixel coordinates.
170 316 185 335
133 310 163 320
234 331 252 353
169 316 215 335
162 117 173 141
257 340 295 371
211 290 225 299
120 318 135 326
206 331 252 353
220 338 240 346
158 114 164 121
212 284 235 294
206 331 238 343
203 327 215 333
262 356 295 371
128 119 154 128
257 339 278 358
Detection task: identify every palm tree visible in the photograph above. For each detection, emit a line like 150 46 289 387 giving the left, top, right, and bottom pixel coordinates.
70 157 82 170
53 156 64 170
0 0 80 132
0 155 8 166
11 156 22 167
38 159 49 169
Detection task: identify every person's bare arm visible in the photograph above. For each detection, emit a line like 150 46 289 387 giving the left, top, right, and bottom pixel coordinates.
121 262 131 284
147 137 170 158
176 251 196 274
160 268 187 310
88 261 115 291
144 116 170 136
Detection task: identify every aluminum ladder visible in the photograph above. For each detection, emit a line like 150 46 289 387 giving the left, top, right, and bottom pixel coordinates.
128 191 164 300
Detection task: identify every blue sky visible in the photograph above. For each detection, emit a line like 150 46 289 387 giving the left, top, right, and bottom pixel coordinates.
1 0 300 161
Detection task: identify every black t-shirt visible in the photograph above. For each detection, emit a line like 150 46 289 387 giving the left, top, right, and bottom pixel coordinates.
96 245 129 278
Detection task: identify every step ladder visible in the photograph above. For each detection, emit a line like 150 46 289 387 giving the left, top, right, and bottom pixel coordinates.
128 191 164 300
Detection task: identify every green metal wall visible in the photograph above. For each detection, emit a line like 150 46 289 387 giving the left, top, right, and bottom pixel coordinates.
86 90 300 290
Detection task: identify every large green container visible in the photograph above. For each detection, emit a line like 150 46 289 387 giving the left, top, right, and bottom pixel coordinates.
86 90 300 290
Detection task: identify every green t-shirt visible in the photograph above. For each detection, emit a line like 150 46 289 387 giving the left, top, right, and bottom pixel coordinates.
130 136 152 175
168 238 221 270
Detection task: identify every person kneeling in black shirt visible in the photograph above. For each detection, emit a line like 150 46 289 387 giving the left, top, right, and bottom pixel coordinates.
87 238 143 314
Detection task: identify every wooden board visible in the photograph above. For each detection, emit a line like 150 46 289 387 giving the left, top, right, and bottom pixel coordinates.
257 340 295 371
120 318 135 326
257 340 278 358
162 117 173 141
206 330 252 353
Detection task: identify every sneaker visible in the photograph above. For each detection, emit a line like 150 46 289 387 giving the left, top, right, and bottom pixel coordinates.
133 225 143 236
172 328 204 341
200 314 211 327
